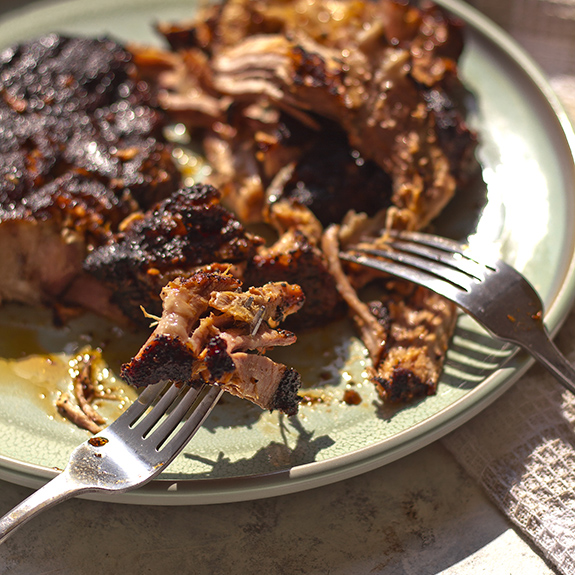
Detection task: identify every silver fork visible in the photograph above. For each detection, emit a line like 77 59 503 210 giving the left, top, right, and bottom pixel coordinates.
340 230 575 396
0 381 223 544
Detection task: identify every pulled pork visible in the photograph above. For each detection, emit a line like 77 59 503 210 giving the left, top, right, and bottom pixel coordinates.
1 0 481 417
143 0 477 231
121 270 305 415
323 219 457 402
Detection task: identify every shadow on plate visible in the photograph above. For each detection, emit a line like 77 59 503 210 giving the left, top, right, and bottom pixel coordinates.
181 416 335 478
442 323 516 390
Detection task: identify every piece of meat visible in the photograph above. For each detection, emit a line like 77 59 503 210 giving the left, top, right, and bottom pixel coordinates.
0 34 181 310
0 174 130 307
57 348 124 433
83 183 264 324
322 225 388 365
371 281 457 402
155 0 478 231
209 32 462 231
121 270 305 415
245 226 346 331
323 222 458 402
202 104 395 227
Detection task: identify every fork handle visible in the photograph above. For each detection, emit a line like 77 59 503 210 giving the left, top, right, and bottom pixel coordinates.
0 471 89 544
518 327 575 396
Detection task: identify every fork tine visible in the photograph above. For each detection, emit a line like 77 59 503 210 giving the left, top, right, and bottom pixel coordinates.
355 245 478 289
388 230 471 256
132 382 189 436
155 385 223 459
118 380 170 427
145 384 203 446
373 230 489 277
389 239 486 280
339 251 465 302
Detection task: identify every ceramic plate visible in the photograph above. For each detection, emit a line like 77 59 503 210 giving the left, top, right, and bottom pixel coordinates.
0 0 574 505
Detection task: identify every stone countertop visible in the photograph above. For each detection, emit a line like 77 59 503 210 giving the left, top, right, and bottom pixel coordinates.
0 442 556 574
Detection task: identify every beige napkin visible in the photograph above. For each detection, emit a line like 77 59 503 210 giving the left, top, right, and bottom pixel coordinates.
443 2 575 573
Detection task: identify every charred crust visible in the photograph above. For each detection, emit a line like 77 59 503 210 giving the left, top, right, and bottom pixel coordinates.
245 235 345 330
373 367 434 404
0 34 178 211
292 45 342 92
83 184 259 323
204 336 236 380
120 334 195 388
269 367 302 416
278 119 393 227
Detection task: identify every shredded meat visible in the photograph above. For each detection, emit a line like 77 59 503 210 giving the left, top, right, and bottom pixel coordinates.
322 225 388 365
148 0 478 231
56 349 121 433
324 221 458 402
121 270 305 415
0 2 480 412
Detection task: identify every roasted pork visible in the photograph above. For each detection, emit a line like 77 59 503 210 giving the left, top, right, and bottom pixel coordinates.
153 0 478 231
323 221 457 402
83 183 263 323
0 34 181 308
121 270 304 415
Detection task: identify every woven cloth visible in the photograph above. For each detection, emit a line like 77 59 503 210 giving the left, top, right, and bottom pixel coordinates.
443 3 575 572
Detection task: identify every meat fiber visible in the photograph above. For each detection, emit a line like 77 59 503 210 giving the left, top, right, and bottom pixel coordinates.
323 221 457 402
121 270 305 415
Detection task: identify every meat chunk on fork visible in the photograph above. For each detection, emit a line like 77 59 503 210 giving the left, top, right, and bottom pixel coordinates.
121 270 305 415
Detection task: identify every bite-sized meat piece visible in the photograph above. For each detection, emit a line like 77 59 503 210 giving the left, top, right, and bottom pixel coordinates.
371 281 457 402
322 223 457 402
83 184 264 323
121 270 304 415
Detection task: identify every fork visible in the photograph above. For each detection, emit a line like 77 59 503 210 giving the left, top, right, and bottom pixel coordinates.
340 230 575 396
0 381 223 544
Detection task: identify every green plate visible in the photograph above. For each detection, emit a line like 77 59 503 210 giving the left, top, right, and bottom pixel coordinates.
0 0 574 505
